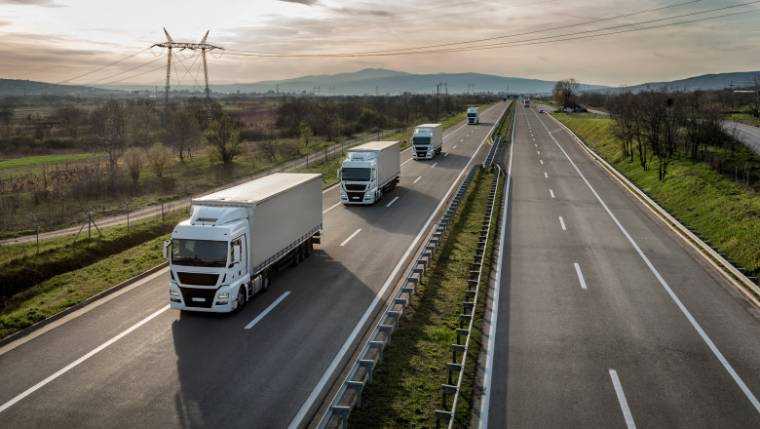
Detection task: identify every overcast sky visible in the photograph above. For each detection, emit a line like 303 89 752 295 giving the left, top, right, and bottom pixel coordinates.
1 0 759 87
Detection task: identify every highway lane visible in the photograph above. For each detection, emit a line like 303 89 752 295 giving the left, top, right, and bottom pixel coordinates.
0 102 507 428
484 103 760 427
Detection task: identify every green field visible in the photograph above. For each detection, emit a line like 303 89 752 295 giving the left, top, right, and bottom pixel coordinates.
726 112 760 127
349 169 500 428
553 113 760 280
0 152 102 171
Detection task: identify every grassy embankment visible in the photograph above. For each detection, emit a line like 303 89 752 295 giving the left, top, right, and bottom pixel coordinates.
348 168 501 428
0 152 104 173
725 112 760 127
554 113 760 281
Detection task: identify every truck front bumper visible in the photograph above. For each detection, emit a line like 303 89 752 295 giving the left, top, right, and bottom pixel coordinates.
341 189 376 204
170 284 236 313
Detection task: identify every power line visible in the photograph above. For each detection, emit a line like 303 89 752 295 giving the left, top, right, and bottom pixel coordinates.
55 46 152 84
226 0 758 58
98 63 166 87
81 54 164 86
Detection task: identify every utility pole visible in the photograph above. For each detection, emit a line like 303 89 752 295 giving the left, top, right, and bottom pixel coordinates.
152 28 223 107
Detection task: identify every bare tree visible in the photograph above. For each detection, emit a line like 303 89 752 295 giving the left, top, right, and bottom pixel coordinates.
165 107 201 160
553 79 579 110
205 113 241 164
123 147 143 187
147 143 172 178
299 120 313 167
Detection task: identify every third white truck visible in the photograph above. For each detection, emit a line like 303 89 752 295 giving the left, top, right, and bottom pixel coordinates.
165 173 323 313
339 140 401 205
467 106 479 125
411 123 443 160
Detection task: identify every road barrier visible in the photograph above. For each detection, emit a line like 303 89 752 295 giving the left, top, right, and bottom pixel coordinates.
434 160 502 429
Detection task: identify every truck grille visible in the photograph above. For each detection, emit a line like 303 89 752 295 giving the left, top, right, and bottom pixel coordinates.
347 191 366 202
345 184 366 191
179 287 217 308
177 272 219 286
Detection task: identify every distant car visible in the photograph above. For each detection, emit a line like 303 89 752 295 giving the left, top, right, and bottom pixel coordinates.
538 108 546 114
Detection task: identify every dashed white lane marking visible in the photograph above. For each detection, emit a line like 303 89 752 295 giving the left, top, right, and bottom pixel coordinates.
386 196 399 207
574 262 588 290
245 291 290 330
609 369 637 429
339 228 362 247
413 176 422 184
544 171 549 179
549 189 556 199
559 216 567 231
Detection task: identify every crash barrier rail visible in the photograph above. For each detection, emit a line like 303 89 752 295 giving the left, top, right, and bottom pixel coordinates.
433 163 501 429
318 167 481 429
482 135 501 169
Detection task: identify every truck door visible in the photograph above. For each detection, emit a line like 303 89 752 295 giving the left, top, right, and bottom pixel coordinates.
231 236 246 279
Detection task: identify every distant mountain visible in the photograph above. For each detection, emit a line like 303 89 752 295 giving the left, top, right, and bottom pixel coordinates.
609 71 760 93
211 68 608 95
0 79 113 97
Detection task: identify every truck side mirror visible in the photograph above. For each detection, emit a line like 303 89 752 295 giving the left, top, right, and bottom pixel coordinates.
162 240 171 260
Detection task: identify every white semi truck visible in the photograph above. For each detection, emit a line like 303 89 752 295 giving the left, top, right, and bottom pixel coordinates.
412 123 443 160
339 140 401 205
467 106 479 125
165 173 323 312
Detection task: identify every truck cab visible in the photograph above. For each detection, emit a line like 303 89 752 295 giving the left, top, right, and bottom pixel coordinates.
467 106 479 125
166 205 257 313
412 124 443 160
339 152 379 204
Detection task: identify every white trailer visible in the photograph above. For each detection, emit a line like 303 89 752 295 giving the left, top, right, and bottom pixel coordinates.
339 140 401 205
467 106 479 125
412 123 443 160
165 173 323 313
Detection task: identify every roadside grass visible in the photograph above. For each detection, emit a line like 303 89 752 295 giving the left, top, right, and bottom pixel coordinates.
553 113 760 280
0 209 185 308
726 112 760 127
0 152 103 172
0 234 168 339
349 169 497 428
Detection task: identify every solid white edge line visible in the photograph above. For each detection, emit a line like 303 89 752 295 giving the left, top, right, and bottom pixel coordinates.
609 369 637 429
292 102 506 429
479 101 516 429
385 196 400 208
339 228 362 247
413 176 422 184
533 109 760 414
244 291 291 330
559 216 567 231
0 305 170 414
574 262 588 290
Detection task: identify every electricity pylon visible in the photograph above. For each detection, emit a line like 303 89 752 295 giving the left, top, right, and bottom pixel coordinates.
151 28 223 105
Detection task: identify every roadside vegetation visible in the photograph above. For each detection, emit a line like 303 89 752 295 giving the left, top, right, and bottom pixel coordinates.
554 112 760 281
0 94 495 236
349 168 501 428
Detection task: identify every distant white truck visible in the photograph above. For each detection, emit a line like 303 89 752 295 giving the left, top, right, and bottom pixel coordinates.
467 106 479 125
339 140 401 205
165 173 323 312
412 123 443 160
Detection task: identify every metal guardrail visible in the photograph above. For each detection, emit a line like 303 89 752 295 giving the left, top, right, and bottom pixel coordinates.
318 168 480 429
434 162 502 429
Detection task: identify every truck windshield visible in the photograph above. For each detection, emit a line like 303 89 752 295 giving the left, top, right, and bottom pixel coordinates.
413 136 431 146
171 239 228 267
342 167 371 181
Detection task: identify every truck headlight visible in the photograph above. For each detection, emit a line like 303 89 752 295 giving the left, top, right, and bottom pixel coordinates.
169 288 181 302
216 291 230 305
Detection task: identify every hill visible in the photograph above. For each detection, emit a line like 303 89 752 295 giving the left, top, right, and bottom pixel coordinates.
0 79 112 97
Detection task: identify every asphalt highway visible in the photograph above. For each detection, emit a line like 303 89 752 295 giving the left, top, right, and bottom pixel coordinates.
0 102 507 428
484 103 760 428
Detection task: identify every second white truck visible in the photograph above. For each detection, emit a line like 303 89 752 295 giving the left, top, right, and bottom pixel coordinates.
165 173 323 313
412 123 443 160
339 140 401 205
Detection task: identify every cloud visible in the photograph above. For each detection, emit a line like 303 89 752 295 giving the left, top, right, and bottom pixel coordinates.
277 0 320 5
0 0 64 7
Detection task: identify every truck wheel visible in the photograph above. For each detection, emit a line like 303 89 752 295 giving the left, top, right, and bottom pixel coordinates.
235 287 246 312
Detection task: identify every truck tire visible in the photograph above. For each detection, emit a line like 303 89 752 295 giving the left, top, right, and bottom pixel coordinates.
235 287 247 312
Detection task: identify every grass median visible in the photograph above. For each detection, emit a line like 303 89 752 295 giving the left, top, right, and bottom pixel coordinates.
348 168 500 428
553 113 760 281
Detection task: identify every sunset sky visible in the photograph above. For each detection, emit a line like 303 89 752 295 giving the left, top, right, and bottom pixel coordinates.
1 0 759 87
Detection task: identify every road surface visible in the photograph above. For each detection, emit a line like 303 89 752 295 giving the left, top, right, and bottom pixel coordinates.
0 102 508 428
483 104 760 427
